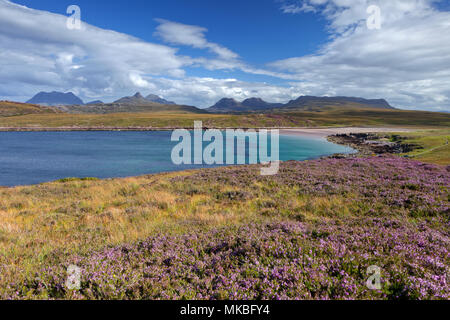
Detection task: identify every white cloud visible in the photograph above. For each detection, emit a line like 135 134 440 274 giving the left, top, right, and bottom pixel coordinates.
0 0 189 101
281 3 317 13
154 19 239 61
273 0 450 111
0 2 301 106
0 1 296 106
1 0 449 111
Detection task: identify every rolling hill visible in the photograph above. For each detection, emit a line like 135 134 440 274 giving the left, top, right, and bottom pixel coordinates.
57 103 207 114
0 101 60 117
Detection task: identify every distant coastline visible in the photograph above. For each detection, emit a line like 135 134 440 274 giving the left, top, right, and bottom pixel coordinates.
0 126 413 134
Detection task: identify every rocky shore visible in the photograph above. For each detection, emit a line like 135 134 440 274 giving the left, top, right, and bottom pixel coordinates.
327 133 422 158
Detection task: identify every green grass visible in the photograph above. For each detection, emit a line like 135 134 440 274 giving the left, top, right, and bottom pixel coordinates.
0 107 448 128
279 107 450 127
0 112 299 128
0 101 60 117
385 129 450 165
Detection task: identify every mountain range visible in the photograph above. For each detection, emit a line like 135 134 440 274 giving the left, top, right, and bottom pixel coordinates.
145 94 176 105
24 91 395 114
207 96 394 113
283 96 394 110
207 98 283 113
56 92 205 114
113 92 175 105
26 91 176 107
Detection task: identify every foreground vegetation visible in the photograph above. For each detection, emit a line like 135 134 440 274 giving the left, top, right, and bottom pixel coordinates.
0 156 448 299
0 107 449 128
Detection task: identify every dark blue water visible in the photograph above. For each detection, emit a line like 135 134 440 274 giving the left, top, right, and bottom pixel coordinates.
0 131 354 186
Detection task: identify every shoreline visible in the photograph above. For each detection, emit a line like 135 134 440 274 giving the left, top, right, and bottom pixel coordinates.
280 127 413 138
0 126 421 188
0 126 414 134
0 126 417 188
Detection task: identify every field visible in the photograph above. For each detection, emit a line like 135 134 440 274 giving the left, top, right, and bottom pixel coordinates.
0 156 448 299
0 101 60 117
0 107 449 129
392 129 450 165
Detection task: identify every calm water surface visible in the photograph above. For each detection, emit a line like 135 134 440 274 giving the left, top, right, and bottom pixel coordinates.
0 131 354 186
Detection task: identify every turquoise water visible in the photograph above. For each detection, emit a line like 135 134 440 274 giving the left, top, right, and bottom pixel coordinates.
0 131 354 186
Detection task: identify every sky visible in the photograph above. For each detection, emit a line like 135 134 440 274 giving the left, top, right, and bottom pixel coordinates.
0 0 449 111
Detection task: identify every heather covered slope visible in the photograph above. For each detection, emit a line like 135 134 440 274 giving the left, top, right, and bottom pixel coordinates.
0 156 448 299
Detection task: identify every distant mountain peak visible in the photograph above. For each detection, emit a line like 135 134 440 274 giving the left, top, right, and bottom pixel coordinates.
86 100 103 105
242 97 278 108
113 92 176 106
285 96 394 110
145 94 176 105
207 97 282 113
114 92 148 105
207 95 395 113
243 97 264 103
26 91 84 106
215 98 240 107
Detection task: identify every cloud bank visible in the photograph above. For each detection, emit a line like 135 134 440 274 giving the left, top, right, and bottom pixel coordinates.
276 0 450 111
0 0 449 110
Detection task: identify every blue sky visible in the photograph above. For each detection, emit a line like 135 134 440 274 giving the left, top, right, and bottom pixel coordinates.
1 0 450 110
13 0 328 64
12 0 328 84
